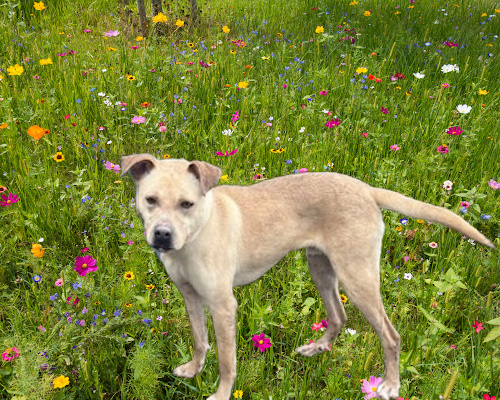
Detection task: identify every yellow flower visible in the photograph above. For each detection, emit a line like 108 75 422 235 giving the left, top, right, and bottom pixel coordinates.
340 294 348 303
53 375 69 389
238 81 249 88
152 12 167 23
481 13 487 17
34 1 46 11
175 19 184 27
315 26 324 34
53 152 65 162
136 36 144 41
395 11 401 15
146 284 155 290
39 58 53 66
7 64 24 76
356 67 368 74
0 74 3 81
478 89 489 95
416 219 424 224
108 47 117 51
222 25 230 33
364 10 371 16
350 0 358 4
230 50 236 55
261 56 270 60
495 9 500 13
31 243 45 258
163 154 171 159
127 75 136 81
124 271 135 280
396 226 403 232
233 390 243 399
124 302 133 307
220 175 229 181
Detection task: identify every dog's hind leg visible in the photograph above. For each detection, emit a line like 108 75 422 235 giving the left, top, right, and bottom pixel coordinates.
296 247 347 357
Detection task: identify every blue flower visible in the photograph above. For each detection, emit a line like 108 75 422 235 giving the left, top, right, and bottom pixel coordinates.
76 99 82 104
72 281 82 290
399 218 409 225
139 340 146 348
114 309 121 317
481 214 491 220
50 293 59 301
32 275 42 283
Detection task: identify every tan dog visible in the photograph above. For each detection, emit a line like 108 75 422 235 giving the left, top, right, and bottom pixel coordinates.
121 154 494 400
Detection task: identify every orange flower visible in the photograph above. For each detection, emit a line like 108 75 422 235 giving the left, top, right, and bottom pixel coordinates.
27 125 46 141
0 123 8 129
31 243 45 258
141 102 151 107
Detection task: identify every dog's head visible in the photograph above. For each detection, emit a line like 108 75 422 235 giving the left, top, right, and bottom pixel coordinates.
121 154 221 252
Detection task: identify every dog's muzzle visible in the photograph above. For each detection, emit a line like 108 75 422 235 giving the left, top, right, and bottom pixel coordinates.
152 225 174 251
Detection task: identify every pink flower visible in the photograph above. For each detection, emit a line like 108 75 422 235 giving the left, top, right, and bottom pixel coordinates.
131 116 146 124
444 40 459 47
81 247 89 253
55 278 63 286
104 30 120 37
320 90 328 95
104 160 121 174
429 242 438 248
484 394 497 400
461 201 470 209
472 320 484 333
362 132 369 138
311 322 324 332
84 29 91 33
450 344 456 349
488 179 500 189
215 149 238 156
74 255 99 277
2 347 20 362
64 114 70 120
298 168 309 173
441 83 450 88
231 110 241 122
361 376 384 399
0 193 19 207
128 240 134 245
446 126 463 135
380 107 389 114
282 84 287 89
252 333 272 352
325 118 342 128
390 144 400 151
437 145 449 153
38 325 46 332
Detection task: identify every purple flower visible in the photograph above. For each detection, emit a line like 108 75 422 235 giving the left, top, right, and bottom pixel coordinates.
104 30 120 37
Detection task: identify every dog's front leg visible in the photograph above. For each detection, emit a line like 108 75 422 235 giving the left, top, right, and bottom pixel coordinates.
206 294 238 400
172 283 210 378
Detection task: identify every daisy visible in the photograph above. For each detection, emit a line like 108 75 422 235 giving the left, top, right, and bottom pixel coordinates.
413 72 425 79
441 64 459 73
456 104 472 114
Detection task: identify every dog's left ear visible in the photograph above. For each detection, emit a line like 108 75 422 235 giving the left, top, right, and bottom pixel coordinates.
121 154 157 181
188 161 222 195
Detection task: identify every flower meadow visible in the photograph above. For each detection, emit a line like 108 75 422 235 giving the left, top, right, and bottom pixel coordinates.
1 0 500 399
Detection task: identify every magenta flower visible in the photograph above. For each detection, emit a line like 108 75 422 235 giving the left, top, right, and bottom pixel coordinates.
444 40 459 47
215 149 238 156
461 201 470 209
74 255 99 277
131 116 146 124
390 144 400 151
380 107 389 114
472 320 484 333
231 110 240 122
0 193 19 207
437 145 449 153
361 376 384 399
298 168 309 173
311 322 324 332
488 179 500 189
104 30 120 37
2 347 20 362
441 83 451 88
320 90 328 95
325 118 341 128
84 29 91 33
104 160 121 174
252 333 272 352
446 126 463 135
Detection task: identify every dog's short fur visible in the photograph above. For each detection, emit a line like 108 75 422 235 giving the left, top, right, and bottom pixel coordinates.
122 154 494 400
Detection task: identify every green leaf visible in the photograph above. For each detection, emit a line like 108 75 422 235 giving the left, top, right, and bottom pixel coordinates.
418 306 454 333
483 326 500 343
486 317 500 326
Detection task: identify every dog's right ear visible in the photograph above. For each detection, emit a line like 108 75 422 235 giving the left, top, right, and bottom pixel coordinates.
121 154 157 181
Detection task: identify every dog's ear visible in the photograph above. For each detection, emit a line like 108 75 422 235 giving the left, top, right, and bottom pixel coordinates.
121 154 157 181
187 161 222 195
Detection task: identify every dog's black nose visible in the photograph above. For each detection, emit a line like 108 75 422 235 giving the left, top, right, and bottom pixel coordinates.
153 226 173 250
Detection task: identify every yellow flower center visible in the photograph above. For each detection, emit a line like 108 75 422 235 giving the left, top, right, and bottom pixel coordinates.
259 340 263 344
372 387 377 392
82 263 87 269
6 200 11 204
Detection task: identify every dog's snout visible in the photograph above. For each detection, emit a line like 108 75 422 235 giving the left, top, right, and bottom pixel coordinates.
153 226 173 250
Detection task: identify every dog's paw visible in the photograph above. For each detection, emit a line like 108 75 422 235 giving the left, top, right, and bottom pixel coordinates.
296 341 331 357
172 360 204 378
376 381 400 400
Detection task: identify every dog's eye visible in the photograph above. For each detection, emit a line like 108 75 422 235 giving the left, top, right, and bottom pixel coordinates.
146 196 157 205
180 201 194 209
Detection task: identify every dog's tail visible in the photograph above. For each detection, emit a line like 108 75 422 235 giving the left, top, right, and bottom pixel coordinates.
371 187 495 249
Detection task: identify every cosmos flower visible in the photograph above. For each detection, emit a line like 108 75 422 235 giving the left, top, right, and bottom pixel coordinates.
361 376 383 399
74 255 99 277
104 30 120 37
456 104 472 114
413 72 425 79
131 116 146 124
252 333 272 352
446 126 463 135
0 193 19 207
441 64 459 73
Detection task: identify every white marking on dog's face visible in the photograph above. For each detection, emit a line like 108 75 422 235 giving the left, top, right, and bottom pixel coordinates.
134 159 210 252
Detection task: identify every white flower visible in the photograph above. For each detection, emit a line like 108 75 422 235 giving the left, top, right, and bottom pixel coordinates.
442 180 453 190
269 116 274 121
101 68 107 72
456 104 472 114
38 238 44 242
345 328 357 335
275 137 280 141
322 109 330 113
98 92 106 97
404 273 413 280
222 129 232 136
413 72 425 79
441 64 459 73
103 99 112 107
468 239 476 246
299 127 305 133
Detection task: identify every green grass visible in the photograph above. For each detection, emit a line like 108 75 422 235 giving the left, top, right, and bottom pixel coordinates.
0 0 499 399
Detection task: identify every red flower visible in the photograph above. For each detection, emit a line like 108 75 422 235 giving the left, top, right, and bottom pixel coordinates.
484 394 497 400
473 320 484 333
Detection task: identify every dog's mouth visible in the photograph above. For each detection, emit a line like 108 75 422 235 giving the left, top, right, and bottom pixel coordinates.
153 245 173 253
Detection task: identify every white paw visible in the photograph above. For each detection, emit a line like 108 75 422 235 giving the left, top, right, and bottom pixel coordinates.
376 381 400 400
296 341 330 357
172 360 203 378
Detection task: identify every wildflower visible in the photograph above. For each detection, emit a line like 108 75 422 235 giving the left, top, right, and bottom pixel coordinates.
131 116 146 124
39 58 53 66
31 243 45 258
104 161 121 174
7 64 24 76
446 126 463 135
311 322 324 332
74 255 99 277
356 67 368 74
320 90 328 95
472 320 484 333
146 284 155 290
441 64 459 73
456 104 472 114
55 278 63 286
325 119 342 128
404 273 413 280
399 218 409 225
380 107 389 114
437 144 449 154
53 375 70 389
53 152 65 162
0 193 20 207
233 390 243 398
483 395 497 400
345 328 357 335
216 149 238 156
413 72 425 79
136 36 143 41
141 102 150 107
478 89 489 95
124 271 135 280
429 242 438 248
38 325 46 332
441 83 451 88
222 129 233 136
461 201 470 209
488 179 500 189
361 376 383 399
340 294 348 303
442 180 453 190
364 10 371 17
127 75 135 81
175 19 185 27
2 347 20 362
34 1 46 11
104 30 120 37
252 333 272 352
315 26 325 34
222 25 230 33
27 125 48 141
390 144 400 151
